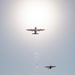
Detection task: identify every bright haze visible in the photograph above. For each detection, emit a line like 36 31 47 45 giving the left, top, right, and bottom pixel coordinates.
0 0 75 75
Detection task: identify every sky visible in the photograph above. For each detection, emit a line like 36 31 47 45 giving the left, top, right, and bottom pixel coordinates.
0 0 75 75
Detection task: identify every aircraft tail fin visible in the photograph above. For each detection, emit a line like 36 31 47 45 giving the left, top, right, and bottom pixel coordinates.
32 33 39 34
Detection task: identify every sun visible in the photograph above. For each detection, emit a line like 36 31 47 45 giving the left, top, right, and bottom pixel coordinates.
25 4 48 27
13 1 59 26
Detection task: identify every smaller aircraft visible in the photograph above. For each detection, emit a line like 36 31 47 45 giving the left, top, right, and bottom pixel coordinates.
45 65 56 69
26 27 45 34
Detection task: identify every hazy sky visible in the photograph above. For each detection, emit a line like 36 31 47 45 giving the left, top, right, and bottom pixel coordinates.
0 0 75 75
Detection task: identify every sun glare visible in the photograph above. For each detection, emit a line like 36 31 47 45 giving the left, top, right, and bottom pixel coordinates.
9 0 63 56
14 1 58 27
12 0 61 39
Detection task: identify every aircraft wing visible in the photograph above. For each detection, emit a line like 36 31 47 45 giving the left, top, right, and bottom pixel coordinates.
52 66 56 68
45 66 50 68
26 29 35 31
37 29 45 31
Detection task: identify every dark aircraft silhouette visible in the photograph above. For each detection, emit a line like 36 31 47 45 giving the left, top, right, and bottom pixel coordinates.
45 65 56 69
26 27 45 34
